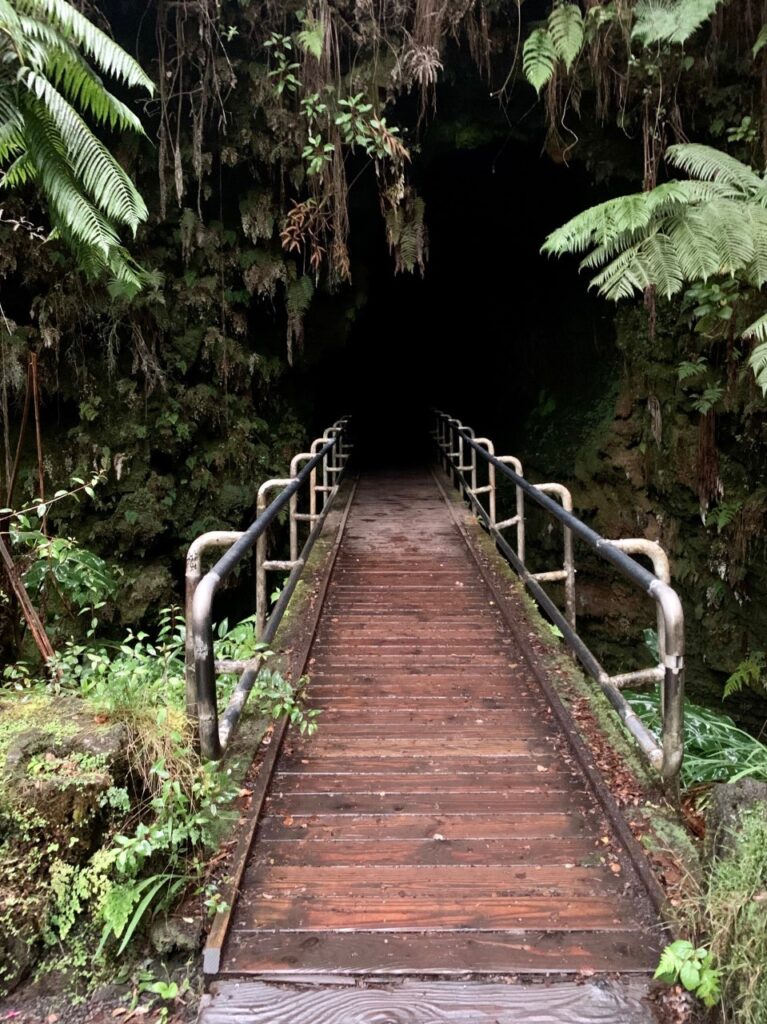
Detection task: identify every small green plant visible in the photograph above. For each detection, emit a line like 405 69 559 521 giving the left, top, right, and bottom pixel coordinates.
654 939 721 1007
264 33 300 97
627 691 767 786
724 651 767 699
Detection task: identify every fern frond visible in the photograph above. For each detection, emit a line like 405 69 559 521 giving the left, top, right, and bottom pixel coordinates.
666 143 763 193
666 210 721 280
21 68 147 229
0 0 25 54
15 0 154 93
744 314 767 342
19 16 143 130
523 27 557 94
632 0 722 46
2 150 35 186
0 103 25 163
20 99 121 253
548 3 584 71
296 19 323 59
698 200 757 273
747 339 767 394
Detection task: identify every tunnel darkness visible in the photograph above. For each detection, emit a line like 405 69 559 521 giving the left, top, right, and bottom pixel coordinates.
295 112 619 470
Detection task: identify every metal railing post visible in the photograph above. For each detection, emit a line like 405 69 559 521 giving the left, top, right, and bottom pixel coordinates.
185 531 243 723
531 483 576 629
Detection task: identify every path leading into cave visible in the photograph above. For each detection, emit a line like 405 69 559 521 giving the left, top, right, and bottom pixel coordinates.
199 470 664 1024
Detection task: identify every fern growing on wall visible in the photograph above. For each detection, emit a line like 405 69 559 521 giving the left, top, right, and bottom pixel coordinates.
543 144 767 392
285 273 314 366
0 0 153 287
385 188 428 275
523 0 724 94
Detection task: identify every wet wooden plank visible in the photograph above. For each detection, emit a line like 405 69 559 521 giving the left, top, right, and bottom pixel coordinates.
264 791 589 817
270 771 576 793
276 755 563 774
231 894 638 932
242 865 624 896
283 738 559 758
251 837 601 867
217 934 662 978
257 811 601 842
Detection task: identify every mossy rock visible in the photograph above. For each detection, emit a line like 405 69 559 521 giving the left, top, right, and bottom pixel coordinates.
1 695 129 852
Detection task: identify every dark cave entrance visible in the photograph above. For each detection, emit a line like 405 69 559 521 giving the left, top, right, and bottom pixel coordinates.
295 120 619 471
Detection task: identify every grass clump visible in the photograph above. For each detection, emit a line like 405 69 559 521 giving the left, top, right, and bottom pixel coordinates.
705 807 767 1024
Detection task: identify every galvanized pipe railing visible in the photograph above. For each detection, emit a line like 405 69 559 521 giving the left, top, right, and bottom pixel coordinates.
186 418 351 759
433 410 684 786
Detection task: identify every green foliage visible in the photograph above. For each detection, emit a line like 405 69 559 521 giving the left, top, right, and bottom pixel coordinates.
705 807 767 1024
296 11 324 60
705 500 742 534
724 651 767 699
0 0 153 287
522 3 584 93
523 27 558 94
753 24 767 58
385 189 427 275
632 0 723 46
627 691 767 786
548 3 584 71
654 939 721 1006
0 599 319 975
264 33 300 97
543 143 767 390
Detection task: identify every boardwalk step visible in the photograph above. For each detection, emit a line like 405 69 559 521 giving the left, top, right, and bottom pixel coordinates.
199 980 657 1023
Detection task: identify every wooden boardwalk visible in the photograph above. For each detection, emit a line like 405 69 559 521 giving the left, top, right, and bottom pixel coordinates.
213 470 662 982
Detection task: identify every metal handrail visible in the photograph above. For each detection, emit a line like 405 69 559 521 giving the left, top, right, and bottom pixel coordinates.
187 418 351 759
434 410 684 786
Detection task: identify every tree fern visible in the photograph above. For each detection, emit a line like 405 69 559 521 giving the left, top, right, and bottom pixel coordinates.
0 0 153 288
544 143 767 388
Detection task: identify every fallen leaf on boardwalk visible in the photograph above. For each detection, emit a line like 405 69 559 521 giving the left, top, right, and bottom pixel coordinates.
610 862 621 874
262 892 275 900
536 765 547 773
111 1009 127 1018
432 833 445 841
283 815 294 826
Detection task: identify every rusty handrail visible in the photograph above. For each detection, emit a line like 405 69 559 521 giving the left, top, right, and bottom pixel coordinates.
186 418 351 759
433 410 684 787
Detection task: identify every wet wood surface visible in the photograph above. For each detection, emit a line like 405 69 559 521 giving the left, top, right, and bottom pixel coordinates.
218 471 662 978
199 979 656 1023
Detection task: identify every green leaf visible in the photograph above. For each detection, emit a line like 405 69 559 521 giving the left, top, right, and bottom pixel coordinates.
548 3 584 71
679 960 701 991
523 28 557 94
754 24 767 58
